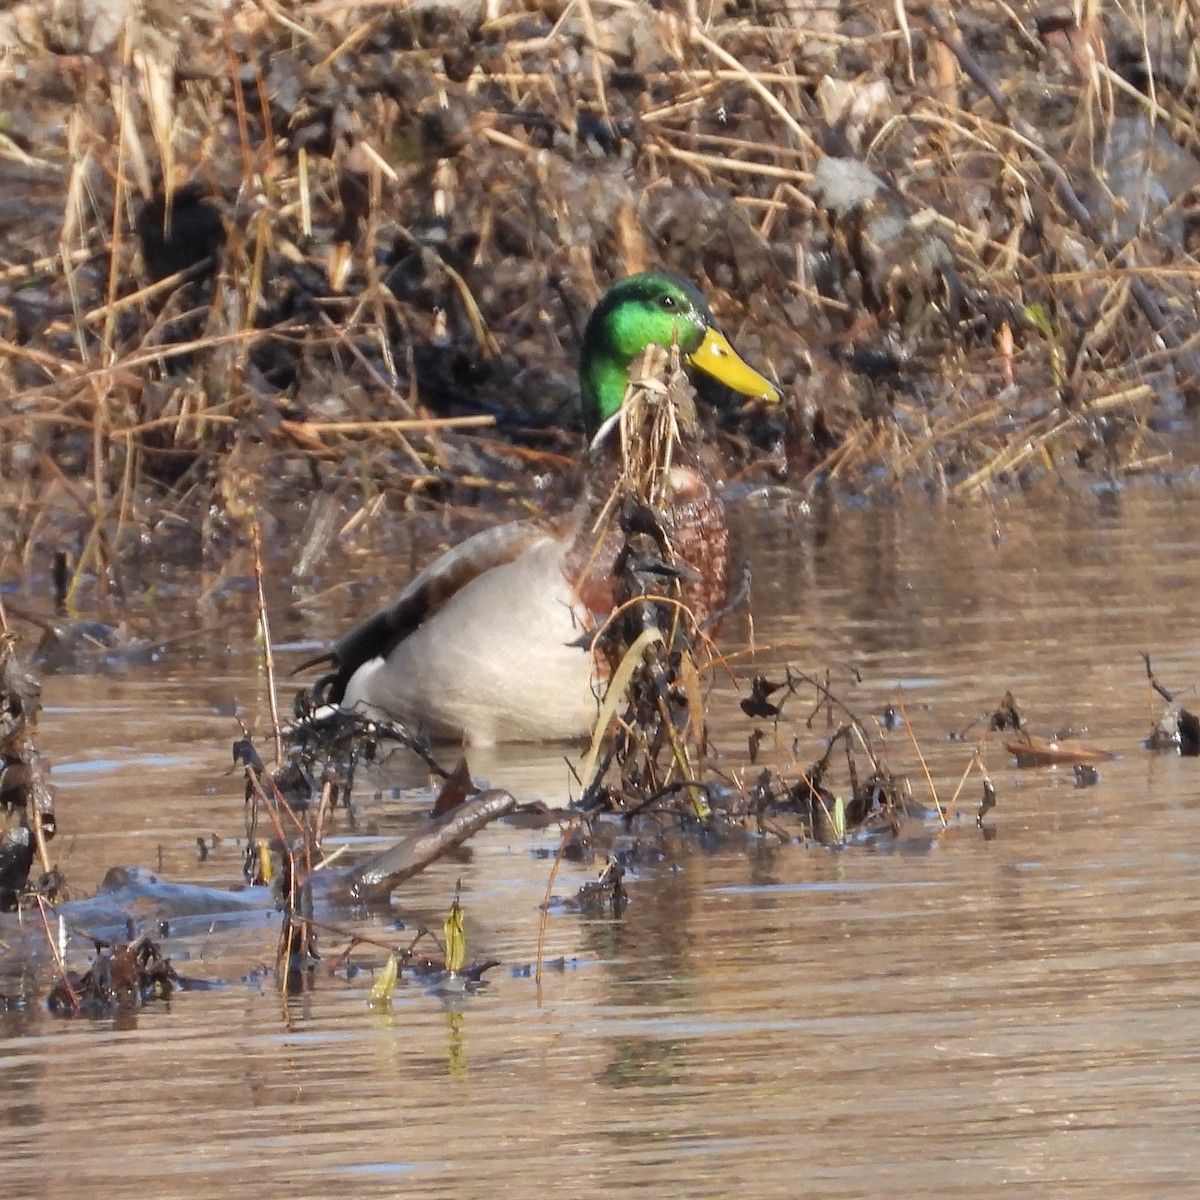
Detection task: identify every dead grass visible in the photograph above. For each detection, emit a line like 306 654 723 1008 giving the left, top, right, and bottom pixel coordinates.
2 0 1199 594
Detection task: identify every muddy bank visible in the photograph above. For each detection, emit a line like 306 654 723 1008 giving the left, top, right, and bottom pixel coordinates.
1 3 1197 583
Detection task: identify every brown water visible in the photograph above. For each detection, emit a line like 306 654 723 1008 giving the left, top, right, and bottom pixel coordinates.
5 481 1200 1199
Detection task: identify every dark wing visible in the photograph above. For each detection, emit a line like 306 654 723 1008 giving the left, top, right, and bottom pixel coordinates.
303 521 551 704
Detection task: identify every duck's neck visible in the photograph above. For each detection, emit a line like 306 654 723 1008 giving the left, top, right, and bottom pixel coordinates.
580 357 630 438
582 415 623 491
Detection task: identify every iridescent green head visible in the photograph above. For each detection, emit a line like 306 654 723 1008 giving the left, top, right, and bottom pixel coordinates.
579 271 778 439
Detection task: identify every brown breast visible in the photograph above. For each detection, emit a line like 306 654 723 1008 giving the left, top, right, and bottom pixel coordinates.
562 447 730 631
661 458 730 628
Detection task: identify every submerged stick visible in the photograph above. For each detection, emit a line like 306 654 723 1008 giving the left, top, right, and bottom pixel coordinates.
536 814 580 996
337 789 518 903
896 690 944 827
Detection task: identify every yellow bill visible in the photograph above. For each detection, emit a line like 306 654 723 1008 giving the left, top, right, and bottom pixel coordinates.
687 327 779 402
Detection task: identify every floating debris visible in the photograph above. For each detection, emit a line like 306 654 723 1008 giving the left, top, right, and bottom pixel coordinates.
1006 734 1118 769
1143 653 1200 756
46 934 180 1018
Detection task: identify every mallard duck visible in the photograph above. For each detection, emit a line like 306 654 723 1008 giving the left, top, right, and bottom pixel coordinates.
306 272 778 745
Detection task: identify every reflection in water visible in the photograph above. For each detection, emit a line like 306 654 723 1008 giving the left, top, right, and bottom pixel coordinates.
3 484 1200 1196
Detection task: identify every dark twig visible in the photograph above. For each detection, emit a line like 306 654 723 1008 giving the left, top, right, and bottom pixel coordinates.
252 521 284 767
35 894 78 1013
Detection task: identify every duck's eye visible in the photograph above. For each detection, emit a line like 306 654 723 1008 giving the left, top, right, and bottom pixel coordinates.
658 295 677 310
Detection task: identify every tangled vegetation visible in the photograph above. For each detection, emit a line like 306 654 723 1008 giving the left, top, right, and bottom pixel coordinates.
2 1 1198 597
